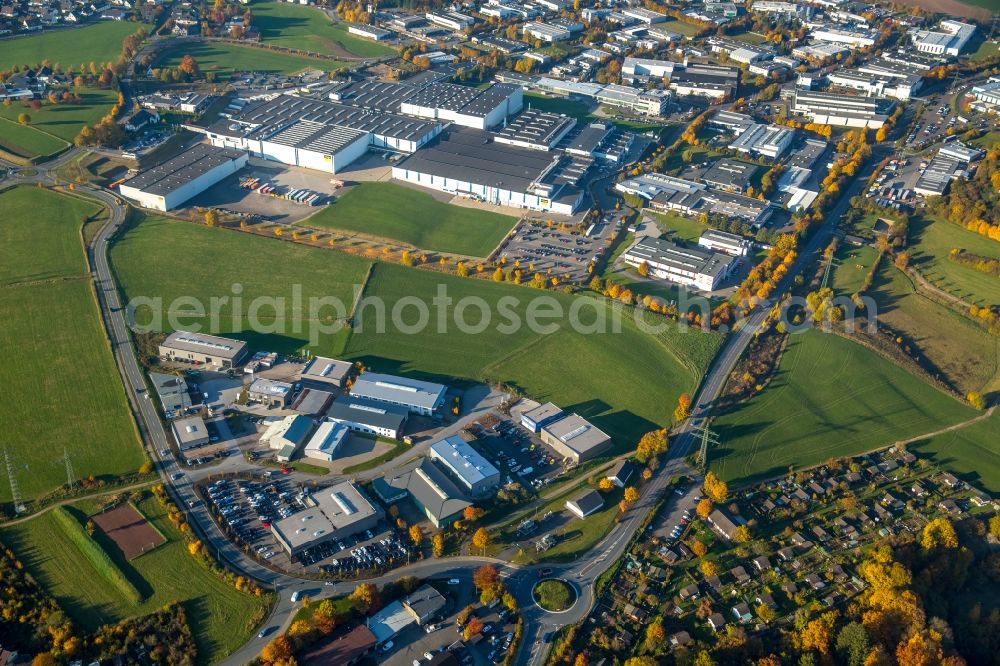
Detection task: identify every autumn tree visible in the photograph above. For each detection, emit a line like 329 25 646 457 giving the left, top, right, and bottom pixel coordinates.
598 477 615 491
645 620 665 649
798 611 838 655
472 527 490 555
431 532 445 557
703 471 728 503
967 391 986 410
463 505 485 523
700 559 719 577
623 486 640 505
204 209 219 227
920 517 958 551
733 525 751 543
696 498 713 519
835 622 871 666
409 524 423 547
349 583 380 614
473 564 501 594
261 635 293 663
636 429 668 463
673 393 692 423
463 617 484 640
17 112 30 124
989 514 1000 539
690 540 708 557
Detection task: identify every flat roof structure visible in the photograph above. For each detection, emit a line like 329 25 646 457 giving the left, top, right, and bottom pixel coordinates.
160 330 248 363
329 78 419 110
290 388 334 416
120 144 245 197
728 123 794 159
300 356 353 387
520 401 564 432
262 119 368 154
261 414 313 450
172 415 209 450
428 435 501 494
403 585 447 625
350 372 447 415
249 378 292 401
326 395 409 435
300 625 376 666
368 601 414 644
623 236 733 283
271 481 383 555
702 159 759 192
542 413 612 463
149 372 191 413
493 108 576 151
394 128 558 195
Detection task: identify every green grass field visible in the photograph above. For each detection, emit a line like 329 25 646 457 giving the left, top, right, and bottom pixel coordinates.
305 183 517 256
830 244 879 296
0 495 268 663
0 87 118 143
524 93 593 123
0 187 144 504
253 1 395 58
909 409 1000 493
710 330 978 484
152 41 344 78
112 218 722 444
662 17 704 38
0 186 97 284
909 215 1000 308
0 21 147 71
110 214 373 354
0 117 69 160
868 263 1000 396
342 263 722 443
649 210 707 244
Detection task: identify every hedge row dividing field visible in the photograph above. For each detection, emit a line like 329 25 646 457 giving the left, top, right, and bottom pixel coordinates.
51 506 143 605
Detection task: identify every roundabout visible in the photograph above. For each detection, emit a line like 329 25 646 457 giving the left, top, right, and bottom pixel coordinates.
532 578 578 613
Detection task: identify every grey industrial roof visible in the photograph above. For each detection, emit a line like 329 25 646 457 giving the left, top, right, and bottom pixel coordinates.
332 78 420 110
522 401 564 425
702 158 759 189
249 378 292 398
403 81 517 118
494 107 576 148
263 119 368 154
543 413 611 456
350 372 446 411
223 94 439 142
172 416 208 446
624 236 732 280
404 585 447 620
300 356 353 384
161 330 247 360
429 436 500 489
384 458 471 521
326 395 409 431
122 144 245 196
272 481 382 550
395 127 557 193
291 388 334 416
566 122 615 154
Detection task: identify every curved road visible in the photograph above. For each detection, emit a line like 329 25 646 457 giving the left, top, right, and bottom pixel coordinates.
1 139 876 664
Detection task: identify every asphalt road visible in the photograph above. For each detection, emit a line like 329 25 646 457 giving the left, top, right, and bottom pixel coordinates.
1 136 876 665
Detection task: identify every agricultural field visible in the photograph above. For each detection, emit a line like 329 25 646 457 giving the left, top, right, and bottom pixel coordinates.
867 263 1000 395
110 214 373 353
112 218 722 444
0 186 97 284
0 187 144 505
253 1 395 58
709 330 978 485
152 41 343 78
908 214 1000 308
830 244 880 296
305 182 517 257
909 409 1000 493
0 117 68 160
0 494 268 663
0 21 146 71
342 263 723 443
0 87 119 144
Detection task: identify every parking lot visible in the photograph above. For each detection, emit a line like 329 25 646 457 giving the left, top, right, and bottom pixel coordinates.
467 413 569 493
186 161 344 225
495 213 622 283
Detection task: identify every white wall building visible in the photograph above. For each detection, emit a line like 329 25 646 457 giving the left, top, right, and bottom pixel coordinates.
908 20 976 56
621 236 736 291
303 420 351 462
119 144 247 211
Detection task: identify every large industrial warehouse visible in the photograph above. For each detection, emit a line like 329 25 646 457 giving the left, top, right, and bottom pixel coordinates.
391 127 589 214
118 144 248 211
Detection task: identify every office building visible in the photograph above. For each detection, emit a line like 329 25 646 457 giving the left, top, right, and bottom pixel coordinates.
248 378 293 408
792 89 893 128
303 420 351 462
149 372 192 414
300 356 354 388
617 173 774 227
429 435 501 495
699 229 749 257
728 123 794 159
171 416 210 451
541 413 612 464
326 396 409 439
271 481 383 556
908 20 975 56
493 108 577 151
827 69 921 100
261 415 314 461
379 458 471 528
520 402 564 433
809 27 876 47
350 372 446 416
620 236 736 291
119 144 247 211
702 159 759 193
158 330 248 369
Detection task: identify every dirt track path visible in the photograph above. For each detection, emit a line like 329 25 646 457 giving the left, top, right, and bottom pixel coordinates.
895 405 996 446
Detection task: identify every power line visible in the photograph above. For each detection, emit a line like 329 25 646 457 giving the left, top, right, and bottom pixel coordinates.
4 449 26 515
691 424 720 472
